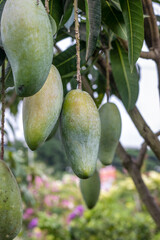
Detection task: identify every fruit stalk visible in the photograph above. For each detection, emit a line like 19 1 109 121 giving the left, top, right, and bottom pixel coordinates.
106 48 110 101
45 0 50 14
74 0 82 89
1 61 5 160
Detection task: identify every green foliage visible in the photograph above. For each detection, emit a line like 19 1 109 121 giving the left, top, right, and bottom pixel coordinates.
85 0 101 60
12 166 160 240
110 41 139 110
101 0 127 40
119 0 144 70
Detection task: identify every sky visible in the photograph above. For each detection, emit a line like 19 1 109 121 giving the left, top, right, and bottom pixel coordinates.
5 39 160 149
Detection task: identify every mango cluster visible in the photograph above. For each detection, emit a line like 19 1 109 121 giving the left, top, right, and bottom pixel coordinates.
0 1 122 236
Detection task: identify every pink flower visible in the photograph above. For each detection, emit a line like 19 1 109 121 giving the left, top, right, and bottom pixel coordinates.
23 208 34 220
44 194 59 207
61 200 74 209
35 176 44 188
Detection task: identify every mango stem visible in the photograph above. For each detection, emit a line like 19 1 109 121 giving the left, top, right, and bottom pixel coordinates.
1 61 5 160
74 0 82 90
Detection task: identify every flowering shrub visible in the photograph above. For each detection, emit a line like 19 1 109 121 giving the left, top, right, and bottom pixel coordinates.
13 164 160 240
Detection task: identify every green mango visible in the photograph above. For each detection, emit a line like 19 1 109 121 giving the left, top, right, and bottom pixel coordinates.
0 160 22 240
80 170 100 209
99 102 121 165
23 65 63 150
60 89 101 179
1 0 53 97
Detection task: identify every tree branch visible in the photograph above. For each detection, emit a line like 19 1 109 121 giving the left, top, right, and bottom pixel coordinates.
129 106 160 160
140 51 157 60
136 142 147 169
143 0 160 49
117 142 160 229
142 0 160 96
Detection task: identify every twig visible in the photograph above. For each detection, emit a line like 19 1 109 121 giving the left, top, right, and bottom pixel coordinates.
106 49 110 101
45 0 50 14
74 0 82 90
116 141 160 229
143 0 160 49
82 76 94 98
136 142 147 169
140 51 157 60
142 0 160 97
136 131 160 169
54 44 61 54
1 62 5 160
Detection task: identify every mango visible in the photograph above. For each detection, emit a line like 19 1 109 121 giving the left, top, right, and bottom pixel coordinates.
1 0 53 97
23 65 63 150
80 170 100 209
99 102 121 165
60 89 101 179
0 160 22 240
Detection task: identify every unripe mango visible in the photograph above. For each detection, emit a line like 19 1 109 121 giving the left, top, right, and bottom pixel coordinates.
99 102 121 165
60 89 101 179
23 65 63 150
1 0 53 97
0 160 23 240
80 170 100 209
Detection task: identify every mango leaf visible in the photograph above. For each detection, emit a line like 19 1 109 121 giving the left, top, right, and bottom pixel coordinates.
101 0 127 40
85 0 101 60
53 42 86 80
110 41 139 111
119 0 144 71
42 0 63 27
61 0 73 27
48 14 57 36
64 8 74 31
109 0 121 10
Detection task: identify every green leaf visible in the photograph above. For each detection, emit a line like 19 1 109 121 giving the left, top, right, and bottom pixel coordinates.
49 0 63 27
109 0 121 10
110 41 139 111
48 14 57 36
61 0 73 27
101 0 127 40
53 42 86 81
64 8 74 31
85 0 101 60
119 0 144 71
